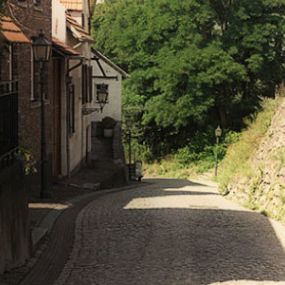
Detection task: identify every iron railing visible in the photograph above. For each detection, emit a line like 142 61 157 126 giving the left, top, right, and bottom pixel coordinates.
0 80 19 169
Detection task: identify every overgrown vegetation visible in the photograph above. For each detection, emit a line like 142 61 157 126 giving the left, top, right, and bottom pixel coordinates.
130 97 281 182
93 0 285 160
218 97 282 192
141 129 240 178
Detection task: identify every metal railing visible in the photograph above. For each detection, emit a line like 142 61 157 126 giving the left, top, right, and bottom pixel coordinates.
0 80 19 169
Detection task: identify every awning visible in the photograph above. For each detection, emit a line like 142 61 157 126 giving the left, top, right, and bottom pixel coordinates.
66 14 94 43
52 37 81 57
0 16 30 44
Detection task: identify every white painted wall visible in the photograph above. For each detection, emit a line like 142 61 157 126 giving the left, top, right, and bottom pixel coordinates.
52 0 66 41
52 0 68 176
66 24 94 173
91 56 122 122
52 0 95 174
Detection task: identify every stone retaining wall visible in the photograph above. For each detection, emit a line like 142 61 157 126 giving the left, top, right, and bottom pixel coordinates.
227 98 285 222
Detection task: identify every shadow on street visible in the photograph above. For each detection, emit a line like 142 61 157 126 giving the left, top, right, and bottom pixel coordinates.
69 178 285 285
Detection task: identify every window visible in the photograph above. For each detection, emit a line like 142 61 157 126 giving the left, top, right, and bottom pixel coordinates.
88 17 91 34
82 64 87 104
82 64 93 104
88 66 93 103
81 14 85 29
16 0 28 8
12 45 19 80
68 83 75 134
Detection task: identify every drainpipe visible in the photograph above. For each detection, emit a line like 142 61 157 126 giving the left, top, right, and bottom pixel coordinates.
66 59 71 177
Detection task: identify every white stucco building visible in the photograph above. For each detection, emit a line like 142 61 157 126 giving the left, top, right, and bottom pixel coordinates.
91 49 128 122
52 0 95 176
51 0 127 178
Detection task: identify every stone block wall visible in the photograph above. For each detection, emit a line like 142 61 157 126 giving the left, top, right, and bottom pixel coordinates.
0 162 31 274
227 97 285 222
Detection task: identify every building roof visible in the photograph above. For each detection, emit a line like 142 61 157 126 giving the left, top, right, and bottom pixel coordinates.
60 0 83 11
66 14 94 42
52 37 81 57
60 0 96 13
92 48 129 78
0 16 30 44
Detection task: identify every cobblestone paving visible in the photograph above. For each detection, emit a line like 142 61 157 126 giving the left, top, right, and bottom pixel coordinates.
55 179 285 285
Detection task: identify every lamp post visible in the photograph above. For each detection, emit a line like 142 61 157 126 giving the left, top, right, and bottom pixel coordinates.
96 83 109 112
32 31 52 198
127 130 132 179
214 125 222 177
124 115 132 180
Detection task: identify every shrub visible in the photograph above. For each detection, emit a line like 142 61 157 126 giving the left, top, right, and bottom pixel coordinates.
175 146 198 166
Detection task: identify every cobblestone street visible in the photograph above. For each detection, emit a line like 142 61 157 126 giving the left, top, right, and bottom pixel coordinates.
54 178 285 285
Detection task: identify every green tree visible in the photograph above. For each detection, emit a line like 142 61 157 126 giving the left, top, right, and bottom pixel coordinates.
93 0 285 158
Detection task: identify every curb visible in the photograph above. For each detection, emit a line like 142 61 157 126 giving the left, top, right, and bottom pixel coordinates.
20 182 148 285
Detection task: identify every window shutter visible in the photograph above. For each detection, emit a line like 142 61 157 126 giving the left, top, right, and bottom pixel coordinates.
82 65 87 104
68 84 75 134
88 66 93 103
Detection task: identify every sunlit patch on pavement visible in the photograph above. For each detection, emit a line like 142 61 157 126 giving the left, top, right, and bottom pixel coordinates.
162 186 216 193
124 196 241 210
208 281 285 285
29 203 72 210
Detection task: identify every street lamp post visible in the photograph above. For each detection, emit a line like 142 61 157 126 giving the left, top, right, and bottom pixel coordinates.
124 116 133 180
96 83 109 112
32 31 52 198
214 125 222 177
128 130 132 179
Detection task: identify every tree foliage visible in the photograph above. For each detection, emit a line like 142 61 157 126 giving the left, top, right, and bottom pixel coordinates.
93 0 285 158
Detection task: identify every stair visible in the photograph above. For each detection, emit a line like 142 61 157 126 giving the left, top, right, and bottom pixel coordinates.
87 122 127 188
91 137 113 161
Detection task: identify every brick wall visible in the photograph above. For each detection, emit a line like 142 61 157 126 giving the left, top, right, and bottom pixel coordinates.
6 1 53 172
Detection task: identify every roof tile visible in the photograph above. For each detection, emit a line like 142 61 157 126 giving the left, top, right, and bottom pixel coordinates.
52 37 80 56
60 0 83 10
0 16 30 44
66 14 94 42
